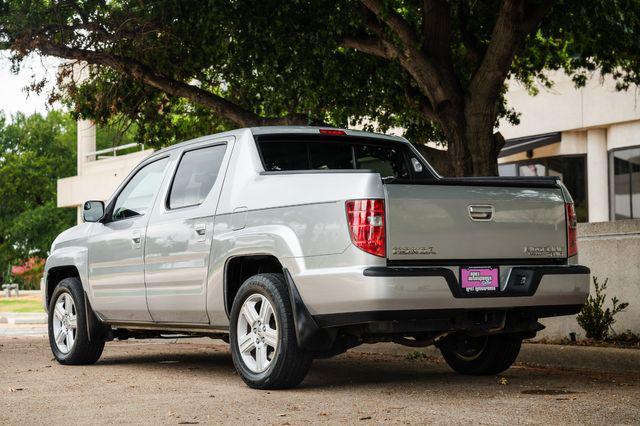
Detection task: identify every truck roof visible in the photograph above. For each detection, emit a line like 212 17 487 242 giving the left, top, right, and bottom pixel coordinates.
148 126 409 158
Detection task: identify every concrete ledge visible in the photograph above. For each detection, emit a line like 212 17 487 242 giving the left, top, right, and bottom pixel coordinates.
353 342 640 374
0 313 47 325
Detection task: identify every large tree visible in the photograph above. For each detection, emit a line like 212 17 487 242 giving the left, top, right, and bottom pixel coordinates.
0 111 76 272
2 0 640 175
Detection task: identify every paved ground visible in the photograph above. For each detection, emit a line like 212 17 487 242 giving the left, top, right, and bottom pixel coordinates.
1 336 639 425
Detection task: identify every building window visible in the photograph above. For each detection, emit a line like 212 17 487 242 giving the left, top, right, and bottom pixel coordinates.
610 147 640 220
499 156 588 222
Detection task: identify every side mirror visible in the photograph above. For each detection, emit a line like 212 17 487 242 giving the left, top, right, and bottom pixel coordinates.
83 200 105 223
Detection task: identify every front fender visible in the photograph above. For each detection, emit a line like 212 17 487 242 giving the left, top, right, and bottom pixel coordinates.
44 246 90 308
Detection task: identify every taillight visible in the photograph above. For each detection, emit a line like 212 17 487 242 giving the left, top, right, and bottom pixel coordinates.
345 199 386 257
566 203 578 257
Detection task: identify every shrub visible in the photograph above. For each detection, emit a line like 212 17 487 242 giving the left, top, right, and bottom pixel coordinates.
577 277 629 340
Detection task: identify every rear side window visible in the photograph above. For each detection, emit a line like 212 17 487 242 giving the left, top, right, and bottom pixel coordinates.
260 141 307 171
355 145 409 179
258 137 430 180
168 144 226 209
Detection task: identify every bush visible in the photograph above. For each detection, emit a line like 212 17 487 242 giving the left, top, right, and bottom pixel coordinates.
577 277 629 340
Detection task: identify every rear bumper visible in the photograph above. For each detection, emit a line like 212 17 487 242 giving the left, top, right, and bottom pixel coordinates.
292 264 590 321
314 304 583 328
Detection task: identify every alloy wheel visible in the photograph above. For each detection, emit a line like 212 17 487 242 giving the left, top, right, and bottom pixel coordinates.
52 292 77 354
236 294 279 373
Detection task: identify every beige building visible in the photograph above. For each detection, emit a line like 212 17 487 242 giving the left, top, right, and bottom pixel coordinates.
56 119 153 221
499 70 640 224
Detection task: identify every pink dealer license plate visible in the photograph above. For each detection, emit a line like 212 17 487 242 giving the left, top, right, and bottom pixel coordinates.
460 267 499 293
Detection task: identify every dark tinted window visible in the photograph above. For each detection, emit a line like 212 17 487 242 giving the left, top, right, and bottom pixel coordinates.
258 137 429 180
309 142 353 169
611 147 640 219
355 145 409 179
168 144 226 209
260 141 307 171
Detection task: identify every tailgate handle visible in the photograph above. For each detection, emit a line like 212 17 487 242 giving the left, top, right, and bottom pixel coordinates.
468 205 494 221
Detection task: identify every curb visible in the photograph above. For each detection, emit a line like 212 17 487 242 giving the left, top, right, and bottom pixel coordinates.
352 342 640 374
0 313 47 325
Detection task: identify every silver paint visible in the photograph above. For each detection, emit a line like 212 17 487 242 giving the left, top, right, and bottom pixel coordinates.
43 126 588 330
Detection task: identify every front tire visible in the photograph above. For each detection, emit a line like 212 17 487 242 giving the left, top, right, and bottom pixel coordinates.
440 334 522 375
229 273 312 389
48 277 105 365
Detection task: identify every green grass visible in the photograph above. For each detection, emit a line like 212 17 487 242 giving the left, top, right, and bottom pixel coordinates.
0 298 44 313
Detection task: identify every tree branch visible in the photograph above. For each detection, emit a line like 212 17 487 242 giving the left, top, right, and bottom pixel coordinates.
422 0 451 60
360 0 422 50
342 35 398 60
26 39 307 127
457 3 483 65
358 0 461 115
468 0 555 107
404 84 437 121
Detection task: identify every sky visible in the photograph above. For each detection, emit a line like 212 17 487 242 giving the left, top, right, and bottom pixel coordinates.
0 51 62 118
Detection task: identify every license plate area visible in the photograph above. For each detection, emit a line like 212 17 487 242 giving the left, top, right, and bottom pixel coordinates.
459 266 500 294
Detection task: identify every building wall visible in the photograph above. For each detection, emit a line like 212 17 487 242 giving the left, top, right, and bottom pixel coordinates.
57 149 153 208
500 71 640 139
537 220 640 340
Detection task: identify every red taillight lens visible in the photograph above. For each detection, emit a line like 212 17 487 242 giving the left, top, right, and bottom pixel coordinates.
319 128 346 135
566 203 578 257
345 199 386 257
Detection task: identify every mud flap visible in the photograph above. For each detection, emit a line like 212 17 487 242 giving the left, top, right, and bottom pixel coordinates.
283 269 334 351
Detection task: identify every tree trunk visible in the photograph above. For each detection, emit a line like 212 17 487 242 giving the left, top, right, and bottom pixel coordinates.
421 107 501 177
465 127 500 176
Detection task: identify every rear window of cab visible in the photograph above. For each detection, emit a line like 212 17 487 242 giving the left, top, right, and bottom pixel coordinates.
256 135 434 180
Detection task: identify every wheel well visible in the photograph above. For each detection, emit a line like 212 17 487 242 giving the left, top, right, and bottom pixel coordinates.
224 255 283 315
46 266 80 309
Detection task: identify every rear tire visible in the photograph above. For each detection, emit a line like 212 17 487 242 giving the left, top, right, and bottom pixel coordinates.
229 273 312 389
440 334 522 375
48 277 106 365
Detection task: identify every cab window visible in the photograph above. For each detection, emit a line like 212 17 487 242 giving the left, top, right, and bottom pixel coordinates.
112 157 169 221
168 144 227 209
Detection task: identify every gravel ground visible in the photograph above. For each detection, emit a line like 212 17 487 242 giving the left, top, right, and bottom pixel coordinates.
1 336 639 425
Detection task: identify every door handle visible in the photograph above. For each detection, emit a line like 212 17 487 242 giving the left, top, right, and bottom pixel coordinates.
131 230 142 248
468 205 494 221
194 223 206 241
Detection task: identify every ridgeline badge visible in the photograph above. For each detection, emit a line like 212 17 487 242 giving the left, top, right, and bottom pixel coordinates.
523 245 564 257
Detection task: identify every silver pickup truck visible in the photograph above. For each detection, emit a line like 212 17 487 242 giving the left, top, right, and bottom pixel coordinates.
43 126 590 389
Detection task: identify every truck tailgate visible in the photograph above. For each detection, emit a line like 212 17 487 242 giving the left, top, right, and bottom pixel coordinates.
385 180 567 261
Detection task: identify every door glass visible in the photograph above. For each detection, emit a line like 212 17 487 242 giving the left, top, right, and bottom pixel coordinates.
112 157 169 221
168 144 227 209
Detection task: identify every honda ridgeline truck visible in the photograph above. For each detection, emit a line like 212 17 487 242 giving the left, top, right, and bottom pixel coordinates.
43 127 590 389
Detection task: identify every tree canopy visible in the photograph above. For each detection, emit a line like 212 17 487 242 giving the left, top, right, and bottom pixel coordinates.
0 111 76 271
2 0 640 175
0 110 132 275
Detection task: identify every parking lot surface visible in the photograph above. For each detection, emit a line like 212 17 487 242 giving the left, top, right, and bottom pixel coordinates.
1 336 639 424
